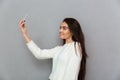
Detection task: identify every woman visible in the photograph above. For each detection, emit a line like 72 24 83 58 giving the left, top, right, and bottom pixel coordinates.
19 18 87 80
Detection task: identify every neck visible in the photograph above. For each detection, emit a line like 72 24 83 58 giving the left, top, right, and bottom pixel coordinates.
65 38 73 44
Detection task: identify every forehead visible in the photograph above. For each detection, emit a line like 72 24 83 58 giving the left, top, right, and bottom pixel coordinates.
60 22 68 27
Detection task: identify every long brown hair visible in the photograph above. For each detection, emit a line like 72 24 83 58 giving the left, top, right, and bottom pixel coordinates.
62 18 87 80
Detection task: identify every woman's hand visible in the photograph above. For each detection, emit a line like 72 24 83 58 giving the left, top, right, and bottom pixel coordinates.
19 20 31 43
19 20 27 35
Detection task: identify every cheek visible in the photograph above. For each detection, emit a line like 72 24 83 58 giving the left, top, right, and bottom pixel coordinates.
64 31 72 38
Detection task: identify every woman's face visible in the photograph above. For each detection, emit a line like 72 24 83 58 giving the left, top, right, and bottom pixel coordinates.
59 22 73 40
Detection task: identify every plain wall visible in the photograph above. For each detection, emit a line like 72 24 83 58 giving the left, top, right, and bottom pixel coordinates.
0 0 120 80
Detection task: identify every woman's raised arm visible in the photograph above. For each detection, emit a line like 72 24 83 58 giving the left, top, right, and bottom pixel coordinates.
19 20 31 43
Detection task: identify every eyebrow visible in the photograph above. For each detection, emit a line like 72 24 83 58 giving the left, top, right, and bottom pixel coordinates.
60 26 69 28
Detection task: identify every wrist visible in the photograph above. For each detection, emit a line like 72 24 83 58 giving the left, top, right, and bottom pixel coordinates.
23 32 28 36
23 33 31 43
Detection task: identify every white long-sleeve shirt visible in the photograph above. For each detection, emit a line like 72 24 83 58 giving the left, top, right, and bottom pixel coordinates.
26 40 82 80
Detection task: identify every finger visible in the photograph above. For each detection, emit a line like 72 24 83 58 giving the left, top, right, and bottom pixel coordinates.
19 23 25 29
20 19 25 23
19 20 25 25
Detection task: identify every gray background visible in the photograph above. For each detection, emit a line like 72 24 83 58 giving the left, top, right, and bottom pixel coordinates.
0 0 120 80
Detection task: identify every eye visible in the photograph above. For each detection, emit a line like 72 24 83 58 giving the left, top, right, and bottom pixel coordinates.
63 27 67 30
63 26 69 30
59 26 69 30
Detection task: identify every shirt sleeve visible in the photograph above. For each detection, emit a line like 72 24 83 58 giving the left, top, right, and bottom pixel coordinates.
26 40 60 59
